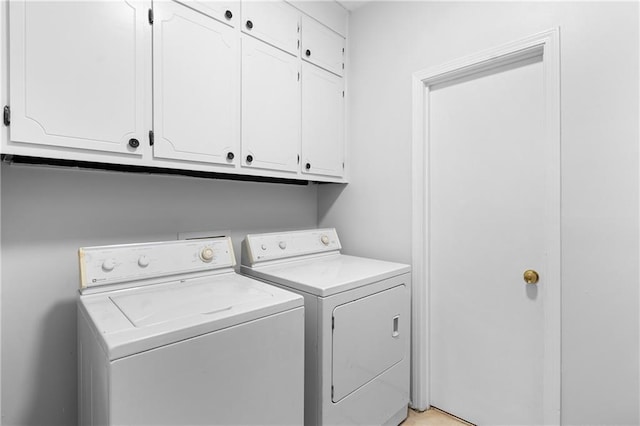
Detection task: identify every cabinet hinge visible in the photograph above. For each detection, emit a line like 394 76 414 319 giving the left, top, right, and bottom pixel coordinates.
297 72 300 82
148 8 154 25
342 47 345 54
332 316 335 330
149 130 154 146
331 385 334 398
342 162 345 169
297 39 300 49
297 154 300 164
342 91 344 98
342 63 344 70
3 105 10 126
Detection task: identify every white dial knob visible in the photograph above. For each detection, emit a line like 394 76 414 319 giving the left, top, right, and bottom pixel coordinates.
137 255 150 268
278 241 287 250
261 244 267 251
321 235 330 245
102 258 116 272
200 247 215 262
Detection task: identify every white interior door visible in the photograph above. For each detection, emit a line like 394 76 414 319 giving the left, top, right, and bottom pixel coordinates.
429 55 548 425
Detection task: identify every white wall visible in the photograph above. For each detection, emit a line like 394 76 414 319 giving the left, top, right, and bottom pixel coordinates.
1 163 318 425
319 1 639 424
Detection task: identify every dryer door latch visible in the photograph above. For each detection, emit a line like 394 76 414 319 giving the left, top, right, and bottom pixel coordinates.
392 315 399 338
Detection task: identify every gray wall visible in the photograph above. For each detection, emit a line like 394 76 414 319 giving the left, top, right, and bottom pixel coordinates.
1 163 318 425
319 1 639 424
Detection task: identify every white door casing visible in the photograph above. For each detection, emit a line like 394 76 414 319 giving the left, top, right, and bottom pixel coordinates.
411 29 561 423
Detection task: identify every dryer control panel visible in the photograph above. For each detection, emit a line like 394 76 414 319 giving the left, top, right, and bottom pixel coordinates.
79 237 236 292
242 228 341 265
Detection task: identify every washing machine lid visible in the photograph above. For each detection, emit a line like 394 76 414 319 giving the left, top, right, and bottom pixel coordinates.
242 254 411 297
78 272 303 360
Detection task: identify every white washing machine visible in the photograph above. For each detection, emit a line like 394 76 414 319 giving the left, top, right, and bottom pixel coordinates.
77 236 304 425
241 228 411 426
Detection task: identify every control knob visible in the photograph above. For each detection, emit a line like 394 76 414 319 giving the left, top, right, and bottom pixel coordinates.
138 255 150 268
102 258 116 272
278 241 287 250
200 247 215 262
320 235 330 246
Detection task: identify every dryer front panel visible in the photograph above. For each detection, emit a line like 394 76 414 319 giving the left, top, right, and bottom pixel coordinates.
331 284 408 402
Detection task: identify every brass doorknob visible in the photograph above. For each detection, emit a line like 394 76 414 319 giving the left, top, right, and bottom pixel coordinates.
523 269 539 284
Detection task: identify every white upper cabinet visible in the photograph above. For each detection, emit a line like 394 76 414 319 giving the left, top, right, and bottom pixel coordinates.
241 36 300 173
173 0 239 27
241 1 300 55
3 0 347 182
153 1 239 166
286 1 348 37
8 0 149 156
301 15 345 77
301 62 344 178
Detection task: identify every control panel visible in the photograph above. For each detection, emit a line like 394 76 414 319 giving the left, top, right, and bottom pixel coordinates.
79 237 236 291
243 228 341 265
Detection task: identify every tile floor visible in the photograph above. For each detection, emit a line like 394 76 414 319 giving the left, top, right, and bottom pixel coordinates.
400 408 473 426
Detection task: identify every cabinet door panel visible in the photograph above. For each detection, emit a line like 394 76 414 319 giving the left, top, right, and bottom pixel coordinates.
9 0 148 155
241 1 299 55
301 15 344 77
153 1 239 165
301 63 344 178
174 0 239 27
242 37 299 173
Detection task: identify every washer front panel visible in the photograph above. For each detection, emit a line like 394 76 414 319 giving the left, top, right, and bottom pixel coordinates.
79 237 235 291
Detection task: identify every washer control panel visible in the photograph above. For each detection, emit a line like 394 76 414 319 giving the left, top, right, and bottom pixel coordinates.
79 237 235 291
244 228 341 264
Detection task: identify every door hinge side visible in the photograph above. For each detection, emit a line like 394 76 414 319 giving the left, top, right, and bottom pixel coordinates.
149 130 154 146
148 8 154 25
3 105 10 126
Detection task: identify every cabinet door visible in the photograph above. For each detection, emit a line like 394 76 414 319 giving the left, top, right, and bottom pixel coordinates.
242 36 299 173
8 1 149 156
241 1 299 55
301 15 344 77
153 1 239 165
174 0 239 27
301 63 344 178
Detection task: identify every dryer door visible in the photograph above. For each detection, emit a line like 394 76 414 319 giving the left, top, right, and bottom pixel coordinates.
331 284 408 402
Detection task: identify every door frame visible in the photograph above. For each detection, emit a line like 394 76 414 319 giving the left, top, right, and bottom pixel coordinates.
410 28 561 424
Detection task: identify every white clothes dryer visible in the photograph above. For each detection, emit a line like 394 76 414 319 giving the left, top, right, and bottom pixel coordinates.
77 237 304 426
241 228 411 426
